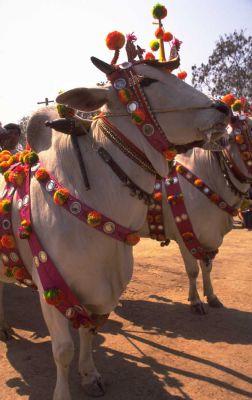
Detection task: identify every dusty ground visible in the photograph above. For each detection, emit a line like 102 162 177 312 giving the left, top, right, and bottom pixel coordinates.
0 228 252 400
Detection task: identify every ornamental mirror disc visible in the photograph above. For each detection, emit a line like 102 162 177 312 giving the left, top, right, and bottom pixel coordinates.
142 124 154 136
17 199 23 210
70 202 81 214
127 101 138 113
38 251 48 263
8 187 15 196
119 62 132 70
22 195 30 206
2 219 11 230
46 180 56 192
114 78 127 90
31 163 40 172
10 252 19 262
103 222 115 234
0 189 7 199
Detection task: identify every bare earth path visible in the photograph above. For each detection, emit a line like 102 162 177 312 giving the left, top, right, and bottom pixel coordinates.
0 229 252 400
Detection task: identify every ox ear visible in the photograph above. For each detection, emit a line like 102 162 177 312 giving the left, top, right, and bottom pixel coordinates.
56 87 109 112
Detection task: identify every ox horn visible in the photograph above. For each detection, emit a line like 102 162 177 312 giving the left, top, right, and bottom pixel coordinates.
91 56 116 75
142 56 180 71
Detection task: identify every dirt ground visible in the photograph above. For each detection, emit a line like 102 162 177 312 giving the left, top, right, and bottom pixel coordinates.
0 228 252 400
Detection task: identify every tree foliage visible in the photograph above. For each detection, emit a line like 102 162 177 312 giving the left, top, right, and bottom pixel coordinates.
191 30 252 102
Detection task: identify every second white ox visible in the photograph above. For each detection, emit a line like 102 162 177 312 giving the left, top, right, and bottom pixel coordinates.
141 118 252 313
0 57 228 399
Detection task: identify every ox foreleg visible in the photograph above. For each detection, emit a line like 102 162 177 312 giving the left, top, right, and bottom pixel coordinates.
200 259 223 308
0 282 12 340
78 326 106 396
179 244 207 314
39 295 74 400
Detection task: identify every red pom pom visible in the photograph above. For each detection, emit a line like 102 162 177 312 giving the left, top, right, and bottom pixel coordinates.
163 148 177 160
106 31 125 50
177 71 187 80
145 52 155 60
163 32 173 42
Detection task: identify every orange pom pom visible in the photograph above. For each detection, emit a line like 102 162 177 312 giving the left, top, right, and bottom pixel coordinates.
182 232 194 241
131 109 146 125
194 178 204 187
176 165 186 174
53 188 70 205
210 193 220 203
153 191 162 202
221 94 235 106
235 134 244 144
177 71 187 80
35 168 50 182
87 211 102 227
163 148 177 160
0 199 11 214
125 233 140 246
1 234 15 249
155 27 164 39
106 31 125 50
163 32 173 42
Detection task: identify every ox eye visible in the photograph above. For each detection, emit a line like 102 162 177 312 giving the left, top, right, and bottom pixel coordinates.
139 77 158 87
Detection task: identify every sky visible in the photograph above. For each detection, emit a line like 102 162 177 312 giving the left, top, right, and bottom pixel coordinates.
0 0 251 125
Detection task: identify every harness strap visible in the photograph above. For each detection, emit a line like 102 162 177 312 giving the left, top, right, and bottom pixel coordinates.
15 167 95 329
0 150 142 329
174 161 238 216
164 165 219 261
108 65 176 158
0 176 34 287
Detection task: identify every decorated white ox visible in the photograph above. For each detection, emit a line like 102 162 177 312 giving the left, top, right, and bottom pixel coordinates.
142 116 252 313
0 56 229 399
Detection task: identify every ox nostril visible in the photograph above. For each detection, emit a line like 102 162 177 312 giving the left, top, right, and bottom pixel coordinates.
212 101 230 116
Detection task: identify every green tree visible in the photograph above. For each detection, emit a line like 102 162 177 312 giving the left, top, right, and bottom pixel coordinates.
191 30 252 102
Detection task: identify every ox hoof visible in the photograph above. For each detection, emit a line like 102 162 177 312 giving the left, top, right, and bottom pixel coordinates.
190 302 207 315
0 324 12 341
83 377 106 397
208 296 224 308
